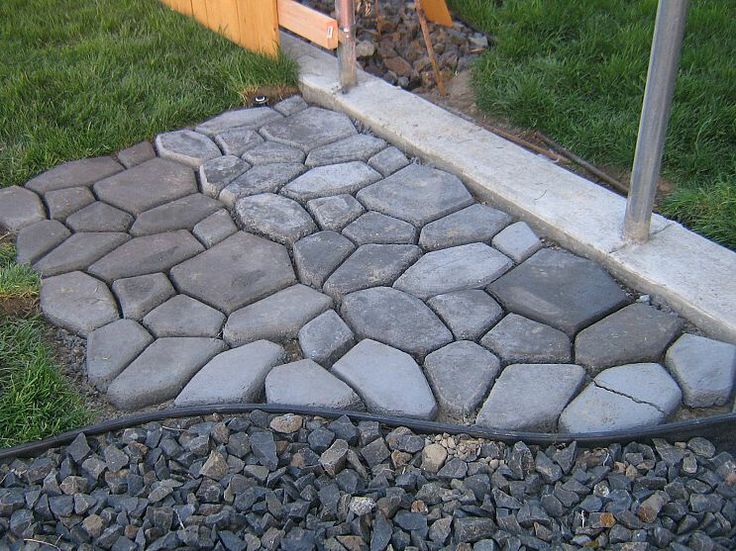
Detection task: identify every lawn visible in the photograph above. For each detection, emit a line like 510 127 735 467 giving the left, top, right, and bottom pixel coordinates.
448 0 736 249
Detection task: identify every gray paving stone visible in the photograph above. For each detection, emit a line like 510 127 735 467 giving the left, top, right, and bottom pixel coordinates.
142 295 226 337
198 155 250 198
293 231 355 288
195 107 283 136
281 162 381 202
367 146 410 177
112 273 175 320
107 337 226 410
154 129 221 167
394 243 512 300
323 244 422 300
424 341 500 419
220 163 306 206
65 202 134 233
665 334 736 407
575 303 683 370
241 141 306 165
332 339 437 419
427 290 503 341
94 158 197 215
260 106 357 151
45 186 95 221
491 221 542 263
265 360 364 410
86 320 153 390
342 212 417 245
88 230 204 282
0 186 46 232
15 220 70 265
298 310 355 366
117 141 155 168
306 194 364 231
170 232 295 314
214 127 264 156
129 193 222 236
356 164 473 227
224 284 332 346
273 95 308 116
488 248 630 336
25 156 123 194
235 193 316 245
192 209 237 248
340 287 452 358
40 271 120 336
480 313 572 364
595 363 682 415
419 204 512 251
475 363 585 431
34 232 130 277
305 135 386 167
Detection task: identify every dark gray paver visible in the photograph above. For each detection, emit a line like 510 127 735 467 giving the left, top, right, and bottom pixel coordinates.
293 231 355 288
488 248 630 336
281 162 381 202
154 130 221 167
305 135 386 167
427 290 503 341
112 273 175 320
265 360 364 410
15 220 70 265
332 339 437 419
142 295 226 338
340 287 453 358
220 163 307 206
117 141 155 168
593 363 682 415
367 146 410 176
65 202 134 233
194 107 282 136
306 194 364 231
33 232 130 277
274 95 308 116
235 193 316 246
241 141 306 165
214 127 264 156
342 212 417 245
25 156 122 194
129 193 222 236
418 204 512 251
480 313 572 364
491 221 542 263
0 186 46 231
260 106 357 151
170 232 295 315
45 187 95 221
198 155 250 198
86 320 153 390
298 310 355 367
192 209 237 248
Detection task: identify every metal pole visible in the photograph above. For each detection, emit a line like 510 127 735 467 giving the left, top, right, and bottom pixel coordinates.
336 0 357 92
623 0 688 243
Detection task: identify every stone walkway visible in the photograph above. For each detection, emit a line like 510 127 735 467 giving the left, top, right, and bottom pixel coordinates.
2 96 735 433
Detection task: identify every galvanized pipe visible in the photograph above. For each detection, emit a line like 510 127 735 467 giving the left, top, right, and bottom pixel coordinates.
623 0 689 243
336 0 357 92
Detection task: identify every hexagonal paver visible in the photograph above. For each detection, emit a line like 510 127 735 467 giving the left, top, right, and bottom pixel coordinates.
142 295 226 338
117 141 155 168
281 162 381 203
25 156 122 194
265 360 364 410
198 155 250 198
298 310 355 367
293 231 356 288
427 290 503 341
0 186 46 231
234 193 316 246
154 129 221 167
86 320 153 390
307 194 365 231
305 135 386 167
33 232 130 277
480 313 572 364
242 141 305 165
419 204 512 251
214 127 264 156
112 272 175 320
15 220 70 265
45 187 94 221
260 106 357 151
65 202 134 233
220 163 306 206
342 212 417 245
194 107 283 136
129 193 222 236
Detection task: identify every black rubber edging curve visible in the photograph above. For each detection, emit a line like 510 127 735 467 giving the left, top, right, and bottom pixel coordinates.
1 405 735 461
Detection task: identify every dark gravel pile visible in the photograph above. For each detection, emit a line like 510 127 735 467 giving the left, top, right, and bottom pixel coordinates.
1 412 735 550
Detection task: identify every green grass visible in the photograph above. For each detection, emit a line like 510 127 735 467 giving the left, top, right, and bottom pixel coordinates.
448 0 736 249
0 242 39 300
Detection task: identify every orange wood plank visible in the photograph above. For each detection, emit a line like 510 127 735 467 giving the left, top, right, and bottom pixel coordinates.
205 0 242 43
191 0 209 25
421 0 452 27
277 0 338 50
235 0 280 56
170 0 194 16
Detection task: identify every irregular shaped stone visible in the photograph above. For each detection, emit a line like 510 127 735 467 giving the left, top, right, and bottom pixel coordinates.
66 202 134 233
305 135 386 167
155 129 220 167
274 95 308 116
107 337 226 410
117 141 155 168
175 340 286 406
356 164 473 227
241 141 306 165
367 146 409 176
198 155 250 198
87 320 153 389
15 220 70 265
298 310 355 366
235 193 316 245
594 363 682 415
143 295 226 337
130 193 222 236
112 273 175 320
427 290 503 341
332 339 437 419
340 287 452 358
94 158 197 215
307 194 364 231
488 248 629 336
89 230 203 282
424 341 500 418
224 284 332 346
665 334 736 407
214 127 264 156
480 313 572 364
195 107 282 136
342 212 417 245
323 244 422 300
40 271 119 336
220 163 306 206
34 232 130 277
419 204 512 250
293 231 355 288
25 156 122 194
192 209 237 248
492 221 542 263
45 186 95 220
260 106 357 151
281 162 381 202
0 186 45 231
266 360 363 410
475 364 585 431
170 232 295 314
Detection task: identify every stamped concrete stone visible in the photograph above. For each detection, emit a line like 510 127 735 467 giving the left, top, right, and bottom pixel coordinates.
65 202 134 233
224 284 332 346
492 221 542 263
86 320 153 390
665 334 736 407
367 146 409 176
575 303 682 370
0 186 46 231
342 212 417 245
298 310 355 367
340 287 452 358
40 271 119 336
307 194 364 231
595 363 682 415
198 155 250 198
306 135 386 167
332 339 437 419
94 158 197 215
281 162 381 202
142 295 225 337
130 193 222 236
34 232 130 277
266 360 363 410
235 193 316 245
175 340 286 406
45 187 95 221
155 130 221 167
323 244 422 299
475 364 585 431
394 243 512 300
220 163 306 206
214 127 264 156
112 273 175 320
107 337 226 410
260 106 357 151
25 156 122 194
15 220 70 265
242 141 306 165
427 290 503 341
293 231 355 288
170 232 295 314
357 164 473 227
419 204 512 251
488 248 629 336
195 107 282 136
480 313 572 364
424 341 500 418
274 95 308 116
89 230 203 282
192 209 237 248
117 141 155 168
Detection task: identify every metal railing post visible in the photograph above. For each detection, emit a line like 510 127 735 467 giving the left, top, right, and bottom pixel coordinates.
623 0 688 243
336 0 357 92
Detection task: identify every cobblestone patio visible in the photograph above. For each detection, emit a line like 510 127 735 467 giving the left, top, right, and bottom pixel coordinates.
2 96 735 433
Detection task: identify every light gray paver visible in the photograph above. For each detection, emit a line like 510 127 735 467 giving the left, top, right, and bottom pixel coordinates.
112 273 175 320
298 310 355 367
129 193 222 236
265 360 364 410
475 364 585 431
195 107 283 136
65 202 134 233
117 141 155 168
492 221 542 263
480 313 572 364
192 209 237 248
305 135 386 167
25 156 122 194
242 141 306 165
419 204 512 251
0 186 46 231
45 187 95 221
427 290 503 341
33 232 130 277
86 320 153 390
154 129 221 167
367 146 409 176
273 95 308 116
260 106 357 151
142 295 226 338
342 212 417 245
220 163 306 206
595 363 682 415
281 162 381 202
235 193 316 246
15 220 70 265
198 155 250 198
293 231 355 288
214 127 264 156
307 194 364 231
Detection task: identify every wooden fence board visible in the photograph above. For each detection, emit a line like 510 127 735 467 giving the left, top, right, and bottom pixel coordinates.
206 0 242 44
421 0 453 27
235 0 280 56
277 0 338 50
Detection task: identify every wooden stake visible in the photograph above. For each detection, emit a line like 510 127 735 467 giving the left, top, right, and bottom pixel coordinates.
416 0 446 96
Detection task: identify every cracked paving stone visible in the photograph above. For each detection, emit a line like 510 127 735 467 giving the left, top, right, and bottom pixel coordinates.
33 232 130 277
293 231 355 288
116 141 155 168
367 146 410 176
154 129 221 167
342 212 417 245
281 162 381 202
142 295 226 338
594 363 682 416
480 313 572 364
427 290 503 341
194 107 282 136
192 209 237 248
112 272 175 320
214 127 264 156
45 186 95 221
65 202 134 233
298 310 355 367
305 135 386 167
220 163 307 207
0 186 46 231
260 106 357 151
15 220 70 265
306 194 364 231
241 141 306 165
129 193 222 236
198 155 250 198
235 193 316 245
492 221 543 263
86 319 153 390
25 156 122 194
419 204 512 251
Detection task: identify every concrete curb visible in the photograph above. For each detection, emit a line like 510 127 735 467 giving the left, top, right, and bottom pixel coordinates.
282 34 736 344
